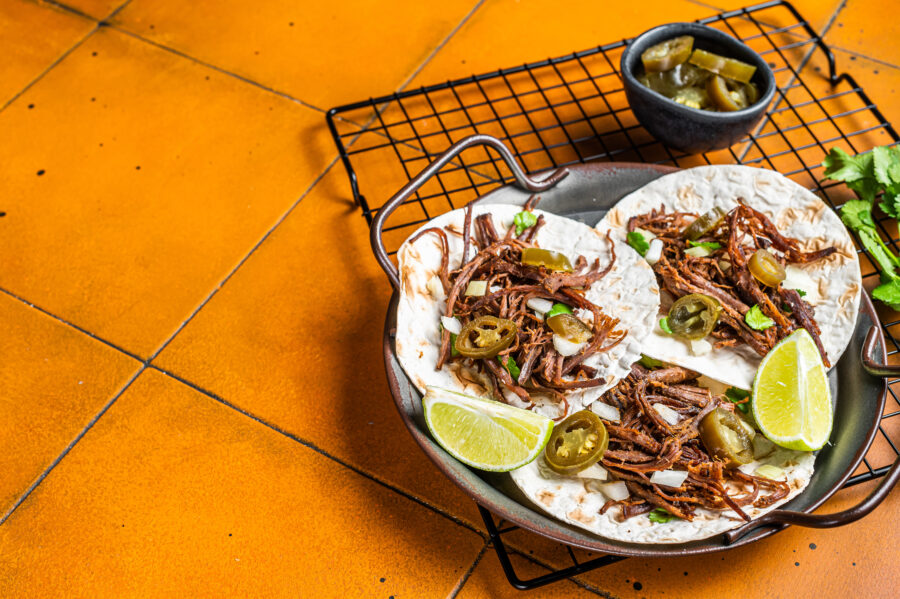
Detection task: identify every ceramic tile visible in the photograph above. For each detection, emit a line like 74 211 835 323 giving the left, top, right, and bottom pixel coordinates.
0 0 94 106
825 0 900 67
456 549 603 598
111 0 480 110
154 166 484 527
57 0 124 20
0 369 483 597
0 293 140 515
685 0 843 34
0 27 333 358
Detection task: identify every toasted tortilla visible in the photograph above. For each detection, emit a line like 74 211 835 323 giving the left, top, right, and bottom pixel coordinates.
510 433 815 543
395 204 660 418
595 165 861 389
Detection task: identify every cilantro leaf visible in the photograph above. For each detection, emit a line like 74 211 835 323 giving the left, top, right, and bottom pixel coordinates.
795 289 807 297
639 354 664 369
450 333 459 357
513 211 538 236
822 147 874 183
659 317 672 334
687 240 722 251
725 387 750 413
626 231 650 257
872 279 900 312
840 199 875 229
498 355 520 378
648 508 676 523
745 305 775 330
545 303 573 319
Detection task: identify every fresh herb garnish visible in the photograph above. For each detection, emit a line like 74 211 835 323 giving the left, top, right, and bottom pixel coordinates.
648 508 676 523
499 355 520 378
659 317 673 334
545 303 573 319
450 333 459 357
626 231 650 257
687 240 723 251
745 305 775 330
796 289 807 297
639 354 665 369
513 211 538 236
725 386 750 413
823 146 900 311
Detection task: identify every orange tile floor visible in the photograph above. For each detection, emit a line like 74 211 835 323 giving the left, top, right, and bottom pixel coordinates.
1 0 899 597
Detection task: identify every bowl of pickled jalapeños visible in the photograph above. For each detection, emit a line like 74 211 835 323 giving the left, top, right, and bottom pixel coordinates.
620 23 775 153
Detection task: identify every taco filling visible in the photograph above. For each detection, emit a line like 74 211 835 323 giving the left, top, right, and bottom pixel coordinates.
416 200 627 416
630 200 835 365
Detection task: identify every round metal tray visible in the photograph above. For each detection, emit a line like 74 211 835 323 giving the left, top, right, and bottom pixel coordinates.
373 135 900 557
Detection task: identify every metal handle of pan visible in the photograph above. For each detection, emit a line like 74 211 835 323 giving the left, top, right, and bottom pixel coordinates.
369 134 569 289
724 325 900 544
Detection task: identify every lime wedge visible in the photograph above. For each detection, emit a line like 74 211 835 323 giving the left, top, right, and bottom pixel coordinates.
423 386 553 472
751 329 833 451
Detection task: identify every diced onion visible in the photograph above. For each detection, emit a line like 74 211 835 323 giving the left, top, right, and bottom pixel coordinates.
526 298 554 314
597 481 629 501
652 403 681 425
649 469 689 488
755 464 784 480
718 260 732 273
591 401 621 422
465 280 487 296
634 227 657 241
752 435 776 459
427 275 445 301
685 246 711 258
783 265 817 299
575 463 609 481
489 285 501 294
690 339 712 356
534 312 544 322
440 316 462 335
645 238 664 265
553 334 587 357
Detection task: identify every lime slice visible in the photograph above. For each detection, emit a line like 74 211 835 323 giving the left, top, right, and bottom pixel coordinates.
751 329 833 451
423 386 553 472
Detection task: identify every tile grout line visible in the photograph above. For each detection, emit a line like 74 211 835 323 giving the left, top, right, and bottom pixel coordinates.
0 365 146 525
829 45 900 71
150 364 489 540
446 540 490 599
0 0 134 114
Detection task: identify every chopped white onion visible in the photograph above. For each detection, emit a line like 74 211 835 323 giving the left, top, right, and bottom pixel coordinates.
649 469 689 488
690 338 712 356
534 311 544 322
644 238 664 265
755 464 784 480
590 401 621 422
440 316 462 335
553 334 586 357
752 434 776 459
597 481 629 501
634 227 657 241
526 297 554 314
718 260 732 273
652 403 681 425
465 280 487 296
575 463 608 481
427 275 445 301
685 246 711 258
489 285 501 294
783 265 817 299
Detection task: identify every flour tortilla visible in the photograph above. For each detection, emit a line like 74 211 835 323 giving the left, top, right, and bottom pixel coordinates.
395 204 660 418
595 165 862 389
510 430 815 543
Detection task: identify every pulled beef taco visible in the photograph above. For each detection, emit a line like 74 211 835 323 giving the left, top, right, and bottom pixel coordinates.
595 165 861 389
511 363 815 543
395 202 660 419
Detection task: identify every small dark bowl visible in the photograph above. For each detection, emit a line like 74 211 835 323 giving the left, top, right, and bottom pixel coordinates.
621 23 776 153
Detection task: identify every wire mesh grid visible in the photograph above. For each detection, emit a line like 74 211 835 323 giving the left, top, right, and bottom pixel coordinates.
326 0 899 589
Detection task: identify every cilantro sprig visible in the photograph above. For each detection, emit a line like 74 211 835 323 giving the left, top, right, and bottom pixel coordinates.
626 231 650 257
513 210 538 236
745 304 774 330
648 508 677 524
725 386 750 414
687 240 722 251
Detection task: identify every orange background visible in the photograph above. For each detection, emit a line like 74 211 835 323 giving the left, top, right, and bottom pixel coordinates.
0 0 898 597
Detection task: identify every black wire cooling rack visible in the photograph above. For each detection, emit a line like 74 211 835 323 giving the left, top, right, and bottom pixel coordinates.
326 0 900 589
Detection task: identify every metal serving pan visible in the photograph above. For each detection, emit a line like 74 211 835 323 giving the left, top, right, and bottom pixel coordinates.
372 134 900 557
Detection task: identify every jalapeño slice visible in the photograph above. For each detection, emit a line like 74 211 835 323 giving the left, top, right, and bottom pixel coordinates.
698 407 753 467
640 35 695 73
667 293 721 340
546 313 592 344
544 410 609 475
520 248 574 272
706 75 759 111
688 49 757 84
682 206 727 240
748 249 786 287
454 316 517 359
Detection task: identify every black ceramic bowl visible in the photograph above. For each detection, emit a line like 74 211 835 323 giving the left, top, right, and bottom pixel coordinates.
621 23 776 153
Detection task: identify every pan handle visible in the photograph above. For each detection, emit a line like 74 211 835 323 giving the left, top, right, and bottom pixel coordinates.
370 134 569 289
724 324 898 544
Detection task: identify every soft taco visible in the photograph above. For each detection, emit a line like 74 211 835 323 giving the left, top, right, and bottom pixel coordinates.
595 165 862 389
395 202 660 419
